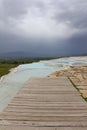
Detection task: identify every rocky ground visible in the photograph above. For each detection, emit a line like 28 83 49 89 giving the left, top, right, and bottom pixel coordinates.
49 66 87 99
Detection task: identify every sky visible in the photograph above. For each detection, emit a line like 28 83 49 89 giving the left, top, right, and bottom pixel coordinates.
0 0 87 57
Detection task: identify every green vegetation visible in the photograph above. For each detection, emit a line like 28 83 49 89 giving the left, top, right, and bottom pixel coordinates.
0 57 54 77
0 64 18 77
0 58 39 64
0 57 54 64
0 58 39 77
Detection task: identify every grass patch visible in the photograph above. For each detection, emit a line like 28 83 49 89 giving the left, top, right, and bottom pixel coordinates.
84 98 87 101
68 77 79 91
0 64 18 77
68 77 87 102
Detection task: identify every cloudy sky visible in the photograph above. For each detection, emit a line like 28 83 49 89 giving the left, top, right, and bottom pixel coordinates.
0 0 87 57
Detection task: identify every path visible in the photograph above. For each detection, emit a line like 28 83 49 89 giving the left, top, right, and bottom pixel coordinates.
0 77 87 129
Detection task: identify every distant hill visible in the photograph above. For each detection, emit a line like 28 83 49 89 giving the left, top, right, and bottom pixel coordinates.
0 52 33 58
0 51 57 59
0 51 87 58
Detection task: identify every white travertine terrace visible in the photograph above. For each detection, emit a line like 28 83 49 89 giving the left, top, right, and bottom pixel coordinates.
0 56 87 112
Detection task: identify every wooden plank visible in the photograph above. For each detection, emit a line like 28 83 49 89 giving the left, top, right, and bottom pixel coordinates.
0 77 87 129
0 126 87 130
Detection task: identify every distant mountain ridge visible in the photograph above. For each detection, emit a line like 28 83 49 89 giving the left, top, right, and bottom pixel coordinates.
0 51 58 58
0 51 87 58
0 51 33 58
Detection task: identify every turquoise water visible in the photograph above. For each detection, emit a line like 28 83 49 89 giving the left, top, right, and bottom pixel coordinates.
0 56 87 112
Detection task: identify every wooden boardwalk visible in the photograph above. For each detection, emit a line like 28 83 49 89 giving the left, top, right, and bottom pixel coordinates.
0 77 87 130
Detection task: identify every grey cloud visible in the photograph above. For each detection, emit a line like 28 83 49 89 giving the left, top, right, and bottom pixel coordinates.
1 0 87 28
2 0 28 19
1 0 47 19
53 0 87 30
0 0 87 57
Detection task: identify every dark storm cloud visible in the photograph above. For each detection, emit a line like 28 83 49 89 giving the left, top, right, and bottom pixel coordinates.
53 0 87 29
0 0 87 56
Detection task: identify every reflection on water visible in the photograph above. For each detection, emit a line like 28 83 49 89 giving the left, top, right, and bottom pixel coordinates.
0 56 87 112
